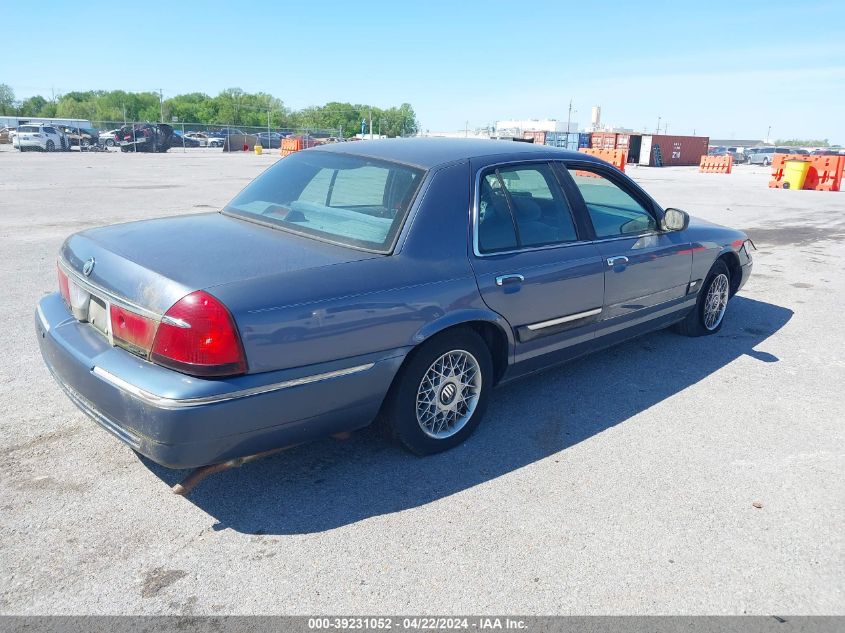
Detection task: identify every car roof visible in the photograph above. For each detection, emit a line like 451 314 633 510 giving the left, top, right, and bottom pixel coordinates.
311 138 591 170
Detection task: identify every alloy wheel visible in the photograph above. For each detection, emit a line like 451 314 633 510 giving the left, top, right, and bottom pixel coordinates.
703 273 730 330
415 350 482 439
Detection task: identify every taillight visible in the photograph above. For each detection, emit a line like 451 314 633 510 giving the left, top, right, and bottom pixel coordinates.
110 304 157 355
150 291 246 377
57 264 70 306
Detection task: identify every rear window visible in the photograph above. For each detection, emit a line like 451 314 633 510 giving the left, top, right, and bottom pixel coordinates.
223 151 425 252
19 126 39 133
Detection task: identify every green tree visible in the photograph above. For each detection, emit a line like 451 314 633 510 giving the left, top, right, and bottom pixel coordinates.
18 95 48 116
775 138 829 147
0 85 415 134
0 83 15 115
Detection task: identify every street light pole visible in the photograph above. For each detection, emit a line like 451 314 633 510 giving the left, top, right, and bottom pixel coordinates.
656 116 661 135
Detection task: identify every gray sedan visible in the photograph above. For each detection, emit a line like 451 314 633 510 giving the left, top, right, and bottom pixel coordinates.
36 139 752 471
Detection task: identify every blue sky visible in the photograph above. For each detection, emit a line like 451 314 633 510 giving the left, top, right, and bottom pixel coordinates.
3 0 844 142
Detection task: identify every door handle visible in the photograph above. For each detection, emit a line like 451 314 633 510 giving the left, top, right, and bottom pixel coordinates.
495 274 524 286
606 256 629 267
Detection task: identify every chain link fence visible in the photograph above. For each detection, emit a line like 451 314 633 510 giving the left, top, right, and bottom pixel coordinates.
92 120 342 152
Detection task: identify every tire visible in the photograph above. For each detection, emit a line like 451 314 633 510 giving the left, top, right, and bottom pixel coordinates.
81 139 90 149
380 328 493 455
763 158 770 166
45 140 55 152
674 259 732 337
105 139 114 147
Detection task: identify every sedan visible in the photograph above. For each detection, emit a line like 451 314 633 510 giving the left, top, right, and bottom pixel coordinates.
170 131 202 148
36 139 752 471
99 129 121 147
255 131 285 149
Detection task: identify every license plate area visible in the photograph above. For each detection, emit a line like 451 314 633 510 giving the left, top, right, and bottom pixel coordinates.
87 295 110 339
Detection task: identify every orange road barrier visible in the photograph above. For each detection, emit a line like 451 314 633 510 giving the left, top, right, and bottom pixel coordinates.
280 136 320 158
280 137 304 157
699 155 733 174
768 154 844 191
578 148 627 172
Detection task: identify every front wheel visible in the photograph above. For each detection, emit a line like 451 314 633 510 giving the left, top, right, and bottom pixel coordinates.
380 329 493 455
675 260 731 337
45 140 55 152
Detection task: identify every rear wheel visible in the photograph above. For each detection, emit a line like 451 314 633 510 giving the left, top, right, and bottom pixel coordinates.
381 329 493 455
45 140 55 152
675 260 731 337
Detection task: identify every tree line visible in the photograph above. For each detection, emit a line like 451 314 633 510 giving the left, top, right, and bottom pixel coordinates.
0 84 419 137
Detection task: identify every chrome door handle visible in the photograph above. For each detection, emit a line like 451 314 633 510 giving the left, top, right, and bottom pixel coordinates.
495 274 524 286
606 256 629 267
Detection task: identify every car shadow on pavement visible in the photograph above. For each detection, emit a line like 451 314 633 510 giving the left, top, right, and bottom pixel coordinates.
140 296 792 535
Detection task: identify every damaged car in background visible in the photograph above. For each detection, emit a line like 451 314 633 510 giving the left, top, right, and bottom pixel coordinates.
118 123 174 152
35 139 753 492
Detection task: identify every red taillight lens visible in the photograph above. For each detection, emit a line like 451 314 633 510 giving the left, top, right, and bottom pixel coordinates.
150 291 246 377
57 264 70 306
110 304 157 355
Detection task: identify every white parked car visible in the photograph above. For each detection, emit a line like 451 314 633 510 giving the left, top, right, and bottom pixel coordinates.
99 129 121 147
13 124 68 152
184 132 209 147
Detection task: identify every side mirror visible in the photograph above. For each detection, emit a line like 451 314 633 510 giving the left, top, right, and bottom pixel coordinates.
661 208 689 232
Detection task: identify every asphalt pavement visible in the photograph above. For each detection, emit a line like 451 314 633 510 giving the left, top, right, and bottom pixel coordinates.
0 147 842 614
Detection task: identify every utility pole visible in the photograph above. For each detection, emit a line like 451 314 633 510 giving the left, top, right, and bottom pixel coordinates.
158 89 163 123
566 98 572 145
465 120 469 137
766 125 772 142
656 116 661 135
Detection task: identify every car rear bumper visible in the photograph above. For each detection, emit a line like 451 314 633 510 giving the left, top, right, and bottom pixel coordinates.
14 139 46 149
36 292 406 469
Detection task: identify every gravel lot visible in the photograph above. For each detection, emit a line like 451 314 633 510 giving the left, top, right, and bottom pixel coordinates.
0 147 842 615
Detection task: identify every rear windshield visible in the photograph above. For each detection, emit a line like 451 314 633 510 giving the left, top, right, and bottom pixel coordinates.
19 126 39 133
223 151 425 252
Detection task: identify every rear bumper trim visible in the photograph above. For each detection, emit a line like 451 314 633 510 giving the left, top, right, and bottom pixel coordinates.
92 362 376 409
37 303 51 332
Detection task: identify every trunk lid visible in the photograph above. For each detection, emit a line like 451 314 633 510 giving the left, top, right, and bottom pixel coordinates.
60 212 378 315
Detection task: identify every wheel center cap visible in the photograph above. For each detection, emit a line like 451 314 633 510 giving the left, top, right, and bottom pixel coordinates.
439 383 457 405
